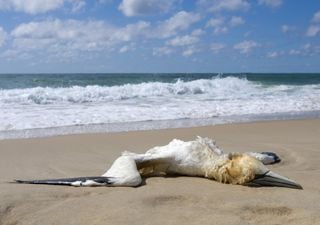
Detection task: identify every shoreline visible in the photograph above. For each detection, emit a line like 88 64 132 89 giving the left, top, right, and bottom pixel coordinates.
0 119 320 224
1 110 320 140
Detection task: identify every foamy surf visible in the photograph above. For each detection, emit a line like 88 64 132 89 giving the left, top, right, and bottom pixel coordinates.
1 74 320 139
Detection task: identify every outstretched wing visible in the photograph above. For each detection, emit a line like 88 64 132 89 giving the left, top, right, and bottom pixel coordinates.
15 176 113 186
15 156 142 187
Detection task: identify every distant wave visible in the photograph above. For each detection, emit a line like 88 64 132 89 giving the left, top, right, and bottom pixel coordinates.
0 77 278 104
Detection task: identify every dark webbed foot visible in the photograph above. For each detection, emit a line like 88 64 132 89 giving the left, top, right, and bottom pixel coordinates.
261 152 281 164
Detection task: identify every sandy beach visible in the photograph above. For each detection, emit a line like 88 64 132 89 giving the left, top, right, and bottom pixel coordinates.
0 119 320 225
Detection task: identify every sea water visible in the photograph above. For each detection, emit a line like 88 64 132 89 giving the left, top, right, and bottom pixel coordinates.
1 73 320 139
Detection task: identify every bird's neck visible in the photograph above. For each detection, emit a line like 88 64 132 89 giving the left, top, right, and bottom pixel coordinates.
205 153 250 184
202 154 232 183
202 153 254 185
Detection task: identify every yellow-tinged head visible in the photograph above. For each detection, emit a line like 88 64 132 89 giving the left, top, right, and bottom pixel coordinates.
212 153 302 189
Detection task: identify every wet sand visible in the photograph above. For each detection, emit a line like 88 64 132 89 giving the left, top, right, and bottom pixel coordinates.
0 119 319 225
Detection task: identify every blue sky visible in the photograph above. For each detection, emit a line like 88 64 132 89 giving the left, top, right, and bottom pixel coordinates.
0 0 319 73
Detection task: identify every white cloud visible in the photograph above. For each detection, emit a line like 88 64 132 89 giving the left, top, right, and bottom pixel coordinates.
0 27 7 47
206 16 243 34
206 18 228 35
306 11 320 37
152 46 174 56
267 51 278 58
155 11 201 38
281 24 296 33
10 19 150 59
302 43 311 50
206 18 224 28
0 49 19 59
182 46 198 57
199 0 250 12
234 40 259 54
112 21 150 41
97 0 113 4
118 0 175 17
119 45 129 53
164 28 204 57
229 16 245 27
163 28 205 58
166 35 199 46
210 42 225 53
214 27 228 35
312 11 320 23
8 12 201 60
0 0 64 14
119 44 135 53
0 49 32 60
267 51 284 58
0 0 86 14
258 0 282 8
287 43 320 56
288 49 301 55
306 25 320 37
304 43 320 55
191 29 205 36
70 0 85 12
11 20 107 41
244 31 251 37
302 43 320 56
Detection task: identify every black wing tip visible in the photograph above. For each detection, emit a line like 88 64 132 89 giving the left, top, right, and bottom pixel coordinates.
14 179 32 184
14 179 48 185
13 177 114 186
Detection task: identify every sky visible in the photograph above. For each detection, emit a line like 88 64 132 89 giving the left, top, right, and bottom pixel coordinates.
0 0 319 73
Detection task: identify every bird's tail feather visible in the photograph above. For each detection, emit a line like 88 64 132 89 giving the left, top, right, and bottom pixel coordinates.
15 176 113 186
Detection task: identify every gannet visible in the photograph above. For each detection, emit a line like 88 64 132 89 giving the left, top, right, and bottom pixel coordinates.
15 137 302 189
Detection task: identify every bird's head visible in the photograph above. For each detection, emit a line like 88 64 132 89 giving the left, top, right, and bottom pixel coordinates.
214 153 302 189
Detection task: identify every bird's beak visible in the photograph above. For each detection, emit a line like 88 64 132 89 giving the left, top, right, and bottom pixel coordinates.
247 171 303 189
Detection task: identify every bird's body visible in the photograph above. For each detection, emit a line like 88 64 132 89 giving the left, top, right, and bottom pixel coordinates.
103 137 221 187
16 137 302 189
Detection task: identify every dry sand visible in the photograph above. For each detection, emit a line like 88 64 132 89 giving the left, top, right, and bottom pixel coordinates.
0 119 320 225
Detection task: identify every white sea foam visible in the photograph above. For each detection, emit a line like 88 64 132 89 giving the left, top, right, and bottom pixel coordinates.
1 76 320 138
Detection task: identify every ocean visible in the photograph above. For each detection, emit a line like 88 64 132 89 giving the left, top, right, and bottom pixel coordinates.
1 73 320 139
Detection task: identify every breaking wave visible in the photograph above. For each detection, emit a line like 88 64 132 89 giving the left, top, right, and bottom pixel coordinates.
1 76 320 134
1 77 257 104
